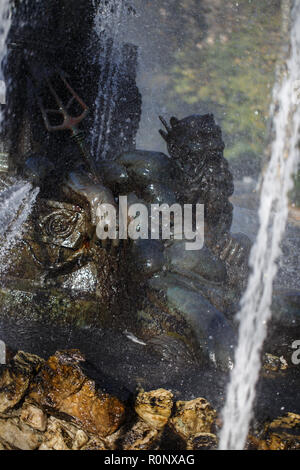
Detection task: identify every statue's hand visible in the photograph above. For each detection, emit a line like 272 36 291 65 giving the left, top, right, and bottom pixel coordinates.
214 232 251 294
217 233 251 267
63 170 120 249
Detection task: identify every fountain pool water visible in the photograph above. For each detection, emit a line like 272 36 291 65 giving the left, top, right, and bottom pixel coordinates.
219 0 300 450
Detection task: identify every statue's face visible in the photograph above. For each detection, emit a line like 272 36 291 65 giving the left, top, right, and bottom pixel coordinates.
165 114 225 164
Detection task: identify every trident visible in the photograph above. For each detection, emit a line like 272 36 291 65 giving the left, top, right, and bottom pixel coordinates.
37 73 100 183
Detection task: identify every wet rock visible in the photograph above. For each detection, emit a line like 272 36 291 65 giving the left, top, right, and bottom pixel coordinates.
135 389 173 430
28 350 125 437
146 335 197 367
170 398 216 440
80 436 108 450
1 347 298 451
121 419 160 450
0 440 6 450
38 416 102 450
250 413 300 450
39 416 79 451
186 432 218 450
0 351 44 413
21 403 47 432
0 417 42 450
263 353 288 373
72 429 89 450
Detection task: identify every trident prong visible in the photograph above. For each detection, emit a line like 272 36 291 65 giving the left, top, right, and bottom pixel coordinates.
37 73 100 183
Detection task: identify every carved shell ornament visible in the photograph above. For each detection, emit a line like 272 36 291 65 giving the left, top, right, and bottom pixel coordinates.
33 200 88 250
41 210 79 240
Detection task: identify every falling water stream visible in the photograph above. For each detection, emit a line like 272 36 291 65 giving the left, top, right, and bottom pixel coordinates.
91 0 126 161
0 0 10 72
0 179 39 272
0 0 10 124
0 2 39 274
219 1 300 450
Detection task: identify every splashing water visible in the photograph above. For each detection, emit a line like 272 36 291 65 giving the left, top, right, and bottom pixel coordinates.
0 0 10 72
0 0 11 125
91 0 126 161
0 179 39 273
219 2 300 450
0 3 38 271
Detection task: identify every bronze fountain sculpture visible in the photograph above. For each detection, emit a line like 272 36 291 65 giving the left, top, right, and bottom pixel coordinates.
0 0 254 389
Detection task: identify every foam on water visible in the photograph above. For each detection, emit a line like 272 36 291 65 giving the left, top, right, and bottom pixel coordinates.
219 1 300 450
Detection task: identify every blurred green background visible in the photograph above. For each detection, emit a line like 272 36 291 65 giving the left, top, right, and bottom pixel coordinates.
129 0 299 204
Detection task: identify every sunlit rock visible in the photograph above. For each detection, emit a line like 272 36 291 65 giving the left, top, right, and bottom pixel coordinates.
169 397 216 440
20 403 47 432
39 417 80 451
80 436 108 451
263 353 288 373
0 349 298 451
72 429 89 450
0 417 42 450
121 419 160 450
249 413 300 450
186 432 218 450
0 351 44 413
28 350 125 437
135 389 173 430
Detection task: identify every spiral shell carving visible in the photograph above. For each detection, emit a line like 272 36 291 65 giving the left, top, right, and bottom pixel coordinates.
42 210 79 240
35 201 87 250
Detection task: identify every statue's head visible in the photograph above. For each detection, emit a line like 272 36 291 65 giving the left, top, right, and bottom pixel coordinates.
159 114 233 239
159 114 225 164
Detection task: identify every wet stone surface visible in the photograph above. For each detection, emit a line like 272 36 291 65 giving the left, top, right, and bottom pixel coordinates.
0 350 299 451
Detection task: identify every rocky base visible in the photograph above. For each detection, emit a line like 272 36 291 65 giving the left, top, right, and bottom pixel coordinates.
0 350 299 451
